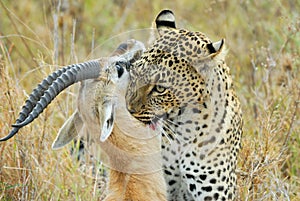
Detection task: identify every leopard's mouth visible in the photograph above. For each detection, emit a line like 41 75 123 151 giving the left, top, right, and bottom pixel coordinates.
147 114 168 131
131 111 167 130
136 116 158 126
148 116 159 130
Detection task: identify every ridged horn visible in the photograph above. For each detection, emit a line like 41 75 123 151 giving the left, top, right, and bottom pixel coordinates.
0 67 70 141
0 60 101 141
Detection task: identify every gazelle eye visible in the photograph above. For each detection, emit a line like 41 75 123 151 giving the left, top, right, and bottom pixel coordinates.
153 85 166 93
115 60 129 78
115 64 124 78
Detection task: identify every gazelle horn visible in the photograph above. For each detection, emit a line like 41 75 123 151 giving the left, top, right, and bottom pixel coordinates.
0 60 102 141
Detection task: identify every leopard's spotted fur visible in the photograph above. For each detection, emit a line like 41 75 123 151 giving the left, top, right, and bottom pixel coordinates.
126 10 243 201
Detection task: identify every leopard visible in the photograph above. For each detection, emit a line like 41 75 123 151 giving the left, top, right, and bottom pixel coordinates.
125 10 243 201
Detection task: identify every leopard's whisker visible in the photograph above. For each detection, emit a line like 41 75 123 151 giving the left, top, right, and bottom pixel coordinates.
155 119 172 145
165 119 181 128
160 119 178 144
163 119 178 140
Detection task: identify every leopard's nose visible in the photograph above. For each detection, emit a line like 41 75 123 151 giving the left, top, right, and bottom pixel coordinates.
126 104 136 114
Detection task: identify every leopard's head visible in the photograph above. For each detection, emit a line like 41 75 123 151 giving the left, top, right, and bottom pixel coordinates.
126 10 226 126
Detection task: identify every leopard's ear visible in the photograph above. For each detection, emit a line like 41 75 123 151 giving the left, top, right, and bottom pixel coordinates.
155 9 176 36
212 39 225 53
210 39 227 61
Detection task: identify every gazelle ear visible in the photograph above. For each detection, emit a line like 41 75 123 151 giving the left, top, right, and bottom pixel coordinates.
155 9 176 36
99 102 115 142
52 110 83 150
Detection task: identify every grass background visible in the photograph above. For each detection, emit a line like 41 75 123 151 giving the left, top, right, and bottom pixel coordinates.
0 0 299 200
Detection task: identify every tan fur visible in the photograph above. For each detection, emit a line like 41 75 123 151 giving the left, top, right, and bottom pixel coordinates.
52 40 167 200
85 69 166 201
94 71 167 200
101 122 167 201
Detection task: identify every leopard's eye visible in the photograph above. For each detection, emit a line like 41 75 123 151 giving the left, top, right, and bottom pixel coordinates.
153 85 166 93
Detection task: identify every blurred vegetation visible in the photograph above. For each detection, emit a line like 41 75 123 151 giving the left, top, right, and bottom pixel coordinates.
0 0 299 200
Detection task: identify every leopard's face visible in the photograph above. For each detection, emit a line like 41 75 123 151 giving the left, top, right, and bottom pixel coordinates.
126 28 223 125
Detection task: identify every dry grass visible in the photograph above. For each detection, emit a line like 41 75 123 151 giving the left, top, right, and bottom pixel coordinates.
0 0 299 200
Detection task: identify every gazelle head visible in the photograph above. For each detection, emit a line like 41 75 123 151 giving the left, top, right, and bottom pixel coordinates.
52 58 132 149
0 39 145 145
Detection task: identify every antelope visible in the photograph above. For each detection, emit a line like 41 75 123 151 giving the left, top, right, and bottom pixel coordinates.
1 40 167 201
